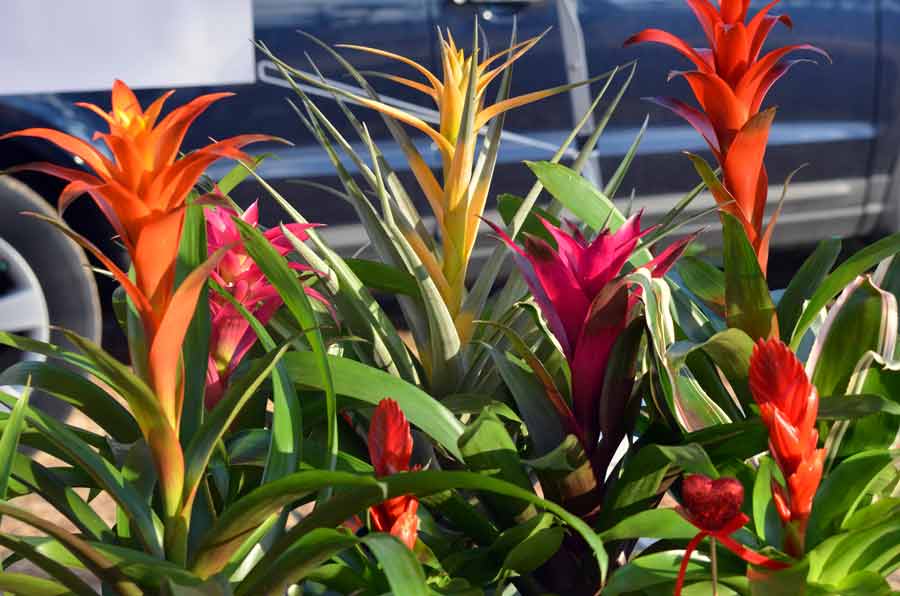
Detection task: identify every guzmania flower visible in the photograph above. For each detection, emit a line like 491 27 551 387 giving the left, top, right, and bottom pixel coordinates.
489 214 693 471
1 80 270 424
626 0 828 274
332 30 601 320
749 337 825 557
367 399 419 550
204 201 327 408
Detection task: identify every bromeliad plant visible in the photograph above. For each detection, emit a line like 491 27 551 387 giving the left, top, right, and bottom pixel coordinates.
0 11 899 596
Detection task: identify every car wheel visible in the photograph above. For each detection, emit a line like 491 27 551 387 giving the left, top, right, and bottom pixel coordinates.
0 175 102 418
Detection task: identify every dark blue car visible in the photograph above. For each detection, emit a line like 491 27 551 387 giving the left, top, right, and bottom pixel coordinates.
0 0 894 373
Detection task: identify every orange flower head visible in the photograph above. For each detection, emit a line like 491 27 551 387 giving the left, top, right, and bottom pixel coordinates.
1 80 270 427
367 399 419 550
749 338 825 556
626 0 828 273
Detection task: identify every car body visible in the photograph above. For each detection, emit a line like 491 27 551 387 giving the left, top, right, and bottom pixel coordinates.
0 0 896 358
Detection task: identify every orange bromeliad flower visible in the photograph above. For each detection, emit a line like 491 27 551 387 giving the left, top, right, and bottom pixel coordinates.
749 338 825 557
367 399 419 550
2 80 269 426
626 0 828 274
2 81 270 528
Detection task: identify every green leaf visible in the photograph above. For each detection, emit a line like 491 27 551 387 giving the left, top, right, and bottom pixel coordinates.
809 571 893 596
0 534 97 596
777 238 842 339
629 270 730 431
668 328 755 408
603 550 747 596
182 345 289 509
176 200 212 444
817 394 900 419
792 231 900 349
745 560 810 596
806 449 896 549
676 256 726 316
283 352 464 459
0 502 143 596
233 528 358 596
24 537 204 591
0 362 140 443
0 390 162 558
603 115 648 200
236 218 338 489
808 520 900 585
193 470 607 582
488 348 565 456
720 212 777 339
344 257 420 298
598 508 697 541
752 456 783 548
842 497 900 532
217 154 268 196
458 409 536 523
210 280 302 484
603 443 717 519
808 277 896 397
503 526 565 574
0 572 74 596
0 383 30 500
524 161 652 266
496 193 561 246
10 456 112 542
363 533 429 596
683 420 768 464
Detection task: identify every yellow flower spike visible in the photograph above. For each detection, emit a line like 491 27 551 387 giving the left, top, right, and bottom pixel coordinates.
337 26 599 319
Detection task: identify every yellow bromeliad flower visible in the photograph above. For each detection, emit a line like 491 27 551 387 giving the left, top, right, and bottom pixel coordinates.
336 30 595 331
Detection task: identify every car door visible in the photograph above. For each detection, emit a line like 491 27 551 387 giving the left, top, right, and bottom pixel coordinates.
205 0 437 237
432 0 878 247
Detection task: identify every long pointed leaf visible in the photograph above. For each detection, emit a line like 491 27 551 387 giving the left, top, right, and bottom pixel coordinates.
235 219 338 493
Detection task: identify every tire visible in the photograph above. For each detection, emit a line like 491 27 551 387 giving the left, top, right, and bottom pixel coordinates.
0 175 102 418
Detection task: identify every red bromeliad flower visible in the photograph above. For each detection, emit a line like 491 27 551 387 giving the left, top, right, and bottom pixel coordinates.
367 399 419 550
675 474 788 596
749 338 825 557
1 80 270 426
489 214 692 467
204 201 328 408
625 0 828 274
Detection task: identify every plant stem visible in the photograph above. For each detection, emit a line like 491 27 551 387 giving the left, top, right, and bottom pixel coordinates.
710 537 718 596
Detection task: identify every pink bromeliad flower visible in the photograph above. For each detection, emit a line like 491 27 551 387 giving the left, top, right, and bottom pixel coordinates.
204 201 328 408
489 214 693 474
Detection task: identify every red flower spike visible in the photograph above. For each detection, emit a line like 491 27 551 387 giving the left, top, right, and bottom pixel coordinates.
486 214 695 465
749 338 825 557
675 474 789 596
367 399 420 550
626 0 828 274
